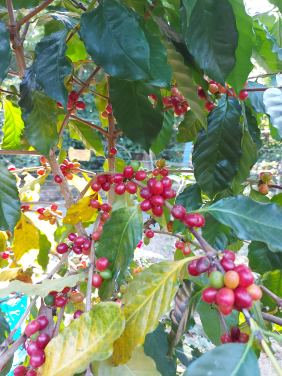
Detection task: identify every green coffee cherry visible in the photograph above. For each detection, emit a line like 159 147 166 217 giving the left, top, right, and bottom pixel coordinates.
57 267 68 277
184 233 192 243
44 294 55 306
99 269 112 279
10 85 18 94
144 237 150 246
129 161 139 173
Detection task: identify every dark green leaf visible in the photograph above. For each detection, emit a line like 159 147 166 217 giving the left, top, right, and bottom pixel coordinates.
199 301 239 345
244 103 262 149
202 214 233 251
45 20 66 36
0 313 13 376
167 280 205 356
81 0 152 81
143 322 177 376
263 88 282 137
37 232 51 271
163 39 207 129
193 98 242 198
2 102 24 150
24 91 59 158
176 111 203 143
19 65 41 119
261 270 282 315
110 78 163 152
245 82 266 114
204 195 282 252
175 342 201 366
96 207 143 300
182 0 238 85
0 0 38 8
50 13 78 30
268 0 282 13
151 111 174 156
69 120 105 157
182 0 197 25
226 0 255 95
184 343 260 376
34 30 72 111
0 163 21 233
0 19 11 85
248 241 282 275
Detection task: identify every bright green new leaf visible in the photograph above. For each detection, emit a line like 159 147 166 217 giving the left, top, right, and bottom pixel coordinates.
112 192 135 211
37 232 51 271
103 157 127 173
151 110 174 156
70 120 105 156
66 34 87 63
177 111 203 143
2 102 24 150
271 17 282 48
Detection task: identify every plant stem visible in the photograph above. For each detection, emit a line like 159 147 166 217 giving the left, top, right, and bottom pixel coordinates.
0 88 20 96
8 70 20 76
18 0 55 27
0 294 24 304
0 150 41 155
107 75 116 206
72 77 109 100
261 285 282 307
0 335 27 370
261 338 282 376
52 306 65 338
216 309 229 334
261 313 282 326
244 86 282 92
69 0 87 11
70 115 109 136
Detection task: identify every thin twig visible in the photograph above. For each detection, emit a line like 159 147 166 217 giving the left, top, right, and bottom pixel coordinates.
152 230 202 250
261 312 282 326
69 0 87 11
8 70 20 76
72 77 109 100
261 285 282 307
52 306 65 338
0 150 41 155
70 115 108 136
21 18 32 42
248 72 281 80
18 0 55 27
0 294 24 304
216 309 229 334
0 335 27 369
0 88 20 96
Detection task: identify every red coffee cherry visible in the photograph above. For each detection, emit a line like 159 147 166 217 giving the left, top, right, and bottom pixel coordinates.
234 287 253 309
171 205 186 220
96 257 109 271
91 181 102 192
238 91 248 100
62 287 71 294
187 260 200 276
245 284 262 300
202 287 218 303
102 181 111 191
145 229 154 238
13 365 27 376
161 177 172 188
25 320 41 337
123 166 134 179
230 326 240 341
220 258 235 272
26 370 37 376
92 273 103 288
152 206 164 217
36 333 50 349
74 236 86 246
162 96 172 106
135 171 147 181
140 187 153 200
140 200 153 212
151 195 164 206
36 316 49 331
239 332 249 343
54 295 68 307
207 265 217 277
175 241 184 250
220 334 232 344
83 240 91 251
216 287 235 307
218 304 233 316
29 349 46 368
90 199 100 209
112 173 124 184
68 232 77 241
126 182 137 194
115 183 126 195
54 175 63 184
182 244 191 255
196 257 210 273
183 213 200 227
237 269 254 288
69 90 78 102
75 101 86 110
27 341 39 356
91 231 101 241
161 188 176 199
151 181 164 195
221 250 235 262
73 245 82 254
106 104 112 113
74 309 83 319
101 203 112 212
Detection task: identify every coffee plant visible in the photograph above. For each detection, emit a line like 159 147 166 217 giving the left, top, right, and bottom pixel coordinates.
1 0 282 375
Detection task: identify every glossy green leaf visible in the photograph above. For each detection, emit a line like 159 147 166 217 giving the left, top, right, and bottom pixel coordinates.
182 0 238 85
184 343 260 376
0 19 11 85
19 66 41 119
0 0 38 8
227 240 244 253
177 111 203 143
254 13 276 30
0 313 13 376
110 78 164 152
0 163 21 233
268 0 282 13
66 34 87 63
182 0 197 25
0 272 87 299
261 270 282 313
163 39 207 129
112 258 197 365
69 120 104 157
263 88 282 137
226 0 255 94
143 323 177 376
34 30 72 111
202 214 233 251
175 342 201 367
103 157 127 173
231 129 257 195
112 192 135 211
39 302 125 376
37 232 51 271
167 280 205 356
96 207 143 300
193 99 242 198
2 102 24 150
271 193 282 206
244 103 262 149
45 20 66 36
81 0 152 81
271 17 282 48
151 110 174 156
24 91 59 157
245 82 266 114
204 195 282 252
199 301 239 346
248 241 282 275
249 187 270 203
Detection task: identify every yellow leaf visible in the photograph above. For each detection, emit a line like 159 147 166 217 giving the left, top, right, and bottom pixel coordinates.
38 302 125 376
0 232 7 252
0 267 22 282
13 214 39 261
112 257 199 365
63 195 98 224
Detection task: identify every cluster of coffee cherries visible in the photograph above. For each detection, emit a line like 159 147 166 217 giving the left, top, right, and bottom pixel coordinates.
57 91 86 114
148 93 158 109
44 286 85 310
1 246 11 260
13 315 50 375
174 234 192 256
101 104 112 119
188 250 262 315
258 171 274 195
220 326 249 345
36 156 49 176
54 158 81 183
162 88 188 116
36 205 62 225
90 201 112 241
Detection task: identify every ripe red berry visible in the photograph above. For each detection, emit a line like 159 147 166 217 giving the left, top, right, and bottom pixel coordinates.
50 205 58 211
91 231 101 241
97 175 107 184
126 182 137 194
36 333 50 349
112 173 124 184
90 199 100 209
161 188 176 199
220 334 233 344
230 326 240 341
175 241 184 250
37 168 46 176
36 316 49 331
182 244 191 255
109 147 117 155
27 341 39 356
207 265 217 277
115 183 126 195
140 187 153 200
174 105 183 116
216 287 235 307
239 333 249 343
161 177 172 188
152 168 160 177
171 87 180 97
54 175 63 184
239 91 248 100
205 101 215 112
219 305 233 316
171 96 180 106
123 166 134 179
234 264 251 273
29 349 46 368
54 295 68 307
183 213 200 227
69 91 78 102
102 212 111 221
151 181 164 195
74 236 86 246
146 178 157 189
135 170 147 181
25 320 41 336
96 257 109 271
162 96 172 106
220 258 235 272
49 291 58 296
234 287 253 309
140 200 153 212
13 365 27 376
151 195 165 206
83 240 91 251
196 257 210 273
202 287 218 303
1 252 9 259
74 309 83 319
152 206 164 217
106 104 112 113
26 370 37 376
245 284 262 301
171 205 186 220
92 273 103 288
160 168 169 177
145 229 154 238
221 250 235 262
68 232 77 241
101 181 111 191
91 181 102 192
73 245 82 254
62 286 71 294
148 93 158 101
198 88 206 99
188 260 200 276
237 269 254 288
40 156 48 164
57 101 63 108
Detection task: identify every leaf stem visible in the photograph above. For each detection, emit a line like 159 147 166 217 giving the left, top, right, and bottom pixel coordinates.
0 335 27 369
71 77 109 101
20 200 67 208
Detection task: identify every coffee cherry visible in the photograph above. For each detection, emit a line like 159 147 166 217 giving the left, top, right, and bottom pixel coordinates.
140 200 153 212
140 187 153 200
209 271 224 289
234 287 253 309
207 265 217 277
54 295 68 307
183 213 200 227
96 175 106 185
239 333 249 343
160 168 169 177
75 101 86 110
152 181 164 195
96 257 109 271
152 206 164 217
220 334 232 344
40 156 48 164
92 273 103 288
159 159 166 167
37 168 46 176
238 91 248 100
27 341 39 356
25 320 41 336
220 258 235 272
68 232 77 241
144 237 150 246
152 168 160 176
123 166 134 179
218 305 233 316
49 291 58 296
112 174 123 184
259 184 268 195
99 269 112 279
182 245 191 255
175 241 184 250
216 287 235 307
174 105 183 116
209 84 218 94
50 205 58 211
101 181 111 191
101 203 112 212
202 287 218 303
44 294 54 306
13 365 27 376
36 316 49 331
151 195 165 206
83 240 91 251
90 199 100 209
73 245 82 254
91 231 101 241
198 88 206 98
30 349 46 368
161 188 176 199
126 182 137 194
237 269 254 288
74 310 83 319
259 171 273 182
102 212 111 222
74 236 86 246
171 205 186 220
245 284 262 300
69 91 78 102
162 96 172 106
196 257 210 273
1 252 9 259
91 181 102 192
36 333 50 349
230 326 240 341
106 104 112 113
187 260 200 276
218 85 228 94
62 287 71 294
71 292 85 303
234 264 251 273
171 96 180 106
66 172 73 180
115 183 126 195
145 229 154 238
135 171 147 181
224 271 239 289
221 250 235 262
8 164 16 171
26 370 37 376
